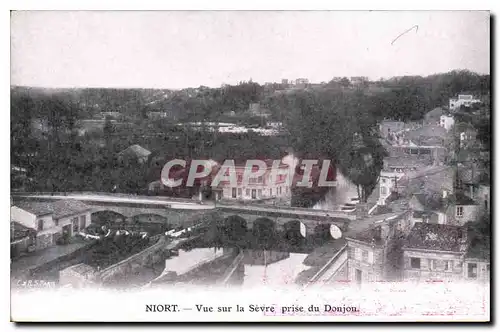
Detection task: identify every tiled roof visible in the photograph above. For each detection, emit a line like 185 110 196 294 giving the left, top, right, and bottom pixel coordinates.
14 199 90 219
13 201 53 216
403 125 447 141
403 222 467 252
413 193 445 212
50 199 91 219
384 155 431 168
349 225 384 246
451 192 477 206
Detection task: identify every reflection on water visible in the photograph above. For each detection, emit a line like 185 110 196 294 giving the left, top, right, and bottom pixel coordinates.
242 250 309 287
151 248 310 288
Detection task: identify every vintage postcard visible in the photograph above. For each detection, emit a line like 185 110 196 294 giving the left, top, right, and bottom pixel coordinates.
10 10 490 322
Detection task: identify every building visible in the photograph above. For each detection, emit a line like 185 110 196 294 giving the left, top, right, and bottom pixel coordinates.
449 95 481 110
378 156 431 204
346 212 412 283
147 111 169 120
11 200 92 251
117 144 151 164
350 76 369 86
402 222 489 282
440 115 455 131
216 160 291 202
11 221 37 259
409 192 479 226
379 120 405 139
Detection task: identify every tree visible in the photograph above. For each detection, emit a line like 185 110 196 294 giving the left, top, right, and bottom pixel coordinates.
339 77 351 88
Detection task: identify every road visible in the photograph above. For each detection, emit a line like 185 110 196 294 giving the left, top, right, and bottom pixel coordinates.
18 194 216 210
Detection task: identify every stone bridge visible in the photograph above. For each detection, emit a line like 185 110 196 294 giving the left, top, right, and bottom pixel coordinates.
12 193 355 237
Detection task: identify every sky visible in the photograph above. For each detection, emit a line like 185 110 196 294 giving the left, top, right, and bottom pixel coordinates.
10 11 490 89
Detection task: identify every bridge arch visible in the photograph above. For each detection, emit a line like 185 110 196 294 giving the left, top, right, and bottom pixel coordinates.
91 210 127 225
283 219 306 245
222 215 248 243
131 213 169 224
313 223 335 242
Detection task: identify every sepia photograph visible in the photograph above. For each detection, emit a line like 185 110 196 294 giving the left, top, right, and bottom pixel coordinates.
9 9 491 322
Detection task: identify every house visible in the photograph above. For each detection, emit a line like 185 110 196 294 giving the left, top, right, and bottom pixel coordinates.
247 103 271 118
11 221 37 259
378 156 430 204
350 76 369 86
11 200 92 251
440 114 455 131
409 191 479 227
402 222 489 282
449 95 481 110
345 212 412 283
379 120 405 139
117 144 151 164
100 111 122 119
147 111 169 120
216 160 291 203
402 223 469 281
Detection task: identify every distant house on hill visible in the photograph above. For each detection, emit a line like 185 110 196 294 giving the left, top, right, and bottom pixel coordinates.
117 144 151 165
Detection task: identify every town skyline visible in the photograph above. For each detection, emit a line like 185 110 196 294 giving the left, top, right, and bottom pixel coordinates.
11 11 490 89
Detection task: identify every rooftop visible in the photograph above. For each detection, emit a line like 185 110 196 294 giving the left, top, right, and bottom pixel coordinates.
403 125 447 141
13 199 91 219
118 144 152 158
403 222 467 253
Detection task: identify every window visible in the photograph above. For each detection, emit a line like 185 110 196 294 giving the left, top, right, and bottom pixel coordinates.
362 250 369 263
258 176 263 183
485 195 488 210
232 188 237 198
237 188 242 197
251 189 256 199
79 215 86 230
444 260 452 271
71 217 79 233
456 206 464 217
269 189 273 196
468 263 478 279
381 178 386 184
429 259 437 271
410 257 421 269
381 187 388 195
37 219 44 232
257 189 262 197
246 189 250 196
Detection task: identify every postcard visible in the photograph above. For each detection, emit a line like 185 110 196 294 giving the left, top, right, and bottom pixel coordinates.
10 10 490 322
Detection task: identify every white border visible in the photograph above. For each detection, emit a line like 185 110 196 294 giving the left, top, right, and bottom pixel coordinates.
2 1 496 330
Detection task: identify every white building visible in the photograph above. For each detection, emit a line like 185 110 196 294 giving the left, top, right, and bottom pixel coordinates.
11 200 92 251
439 115 455 131
449 94 481 110
216 161 292 202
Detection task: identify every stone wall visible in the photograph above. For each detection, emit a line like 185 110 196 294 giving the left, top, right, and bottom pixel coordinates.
95 236 167 284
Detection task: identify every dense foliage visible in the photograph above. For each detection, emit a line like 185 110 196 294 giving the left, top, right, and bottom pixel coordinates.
11 70 490 202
